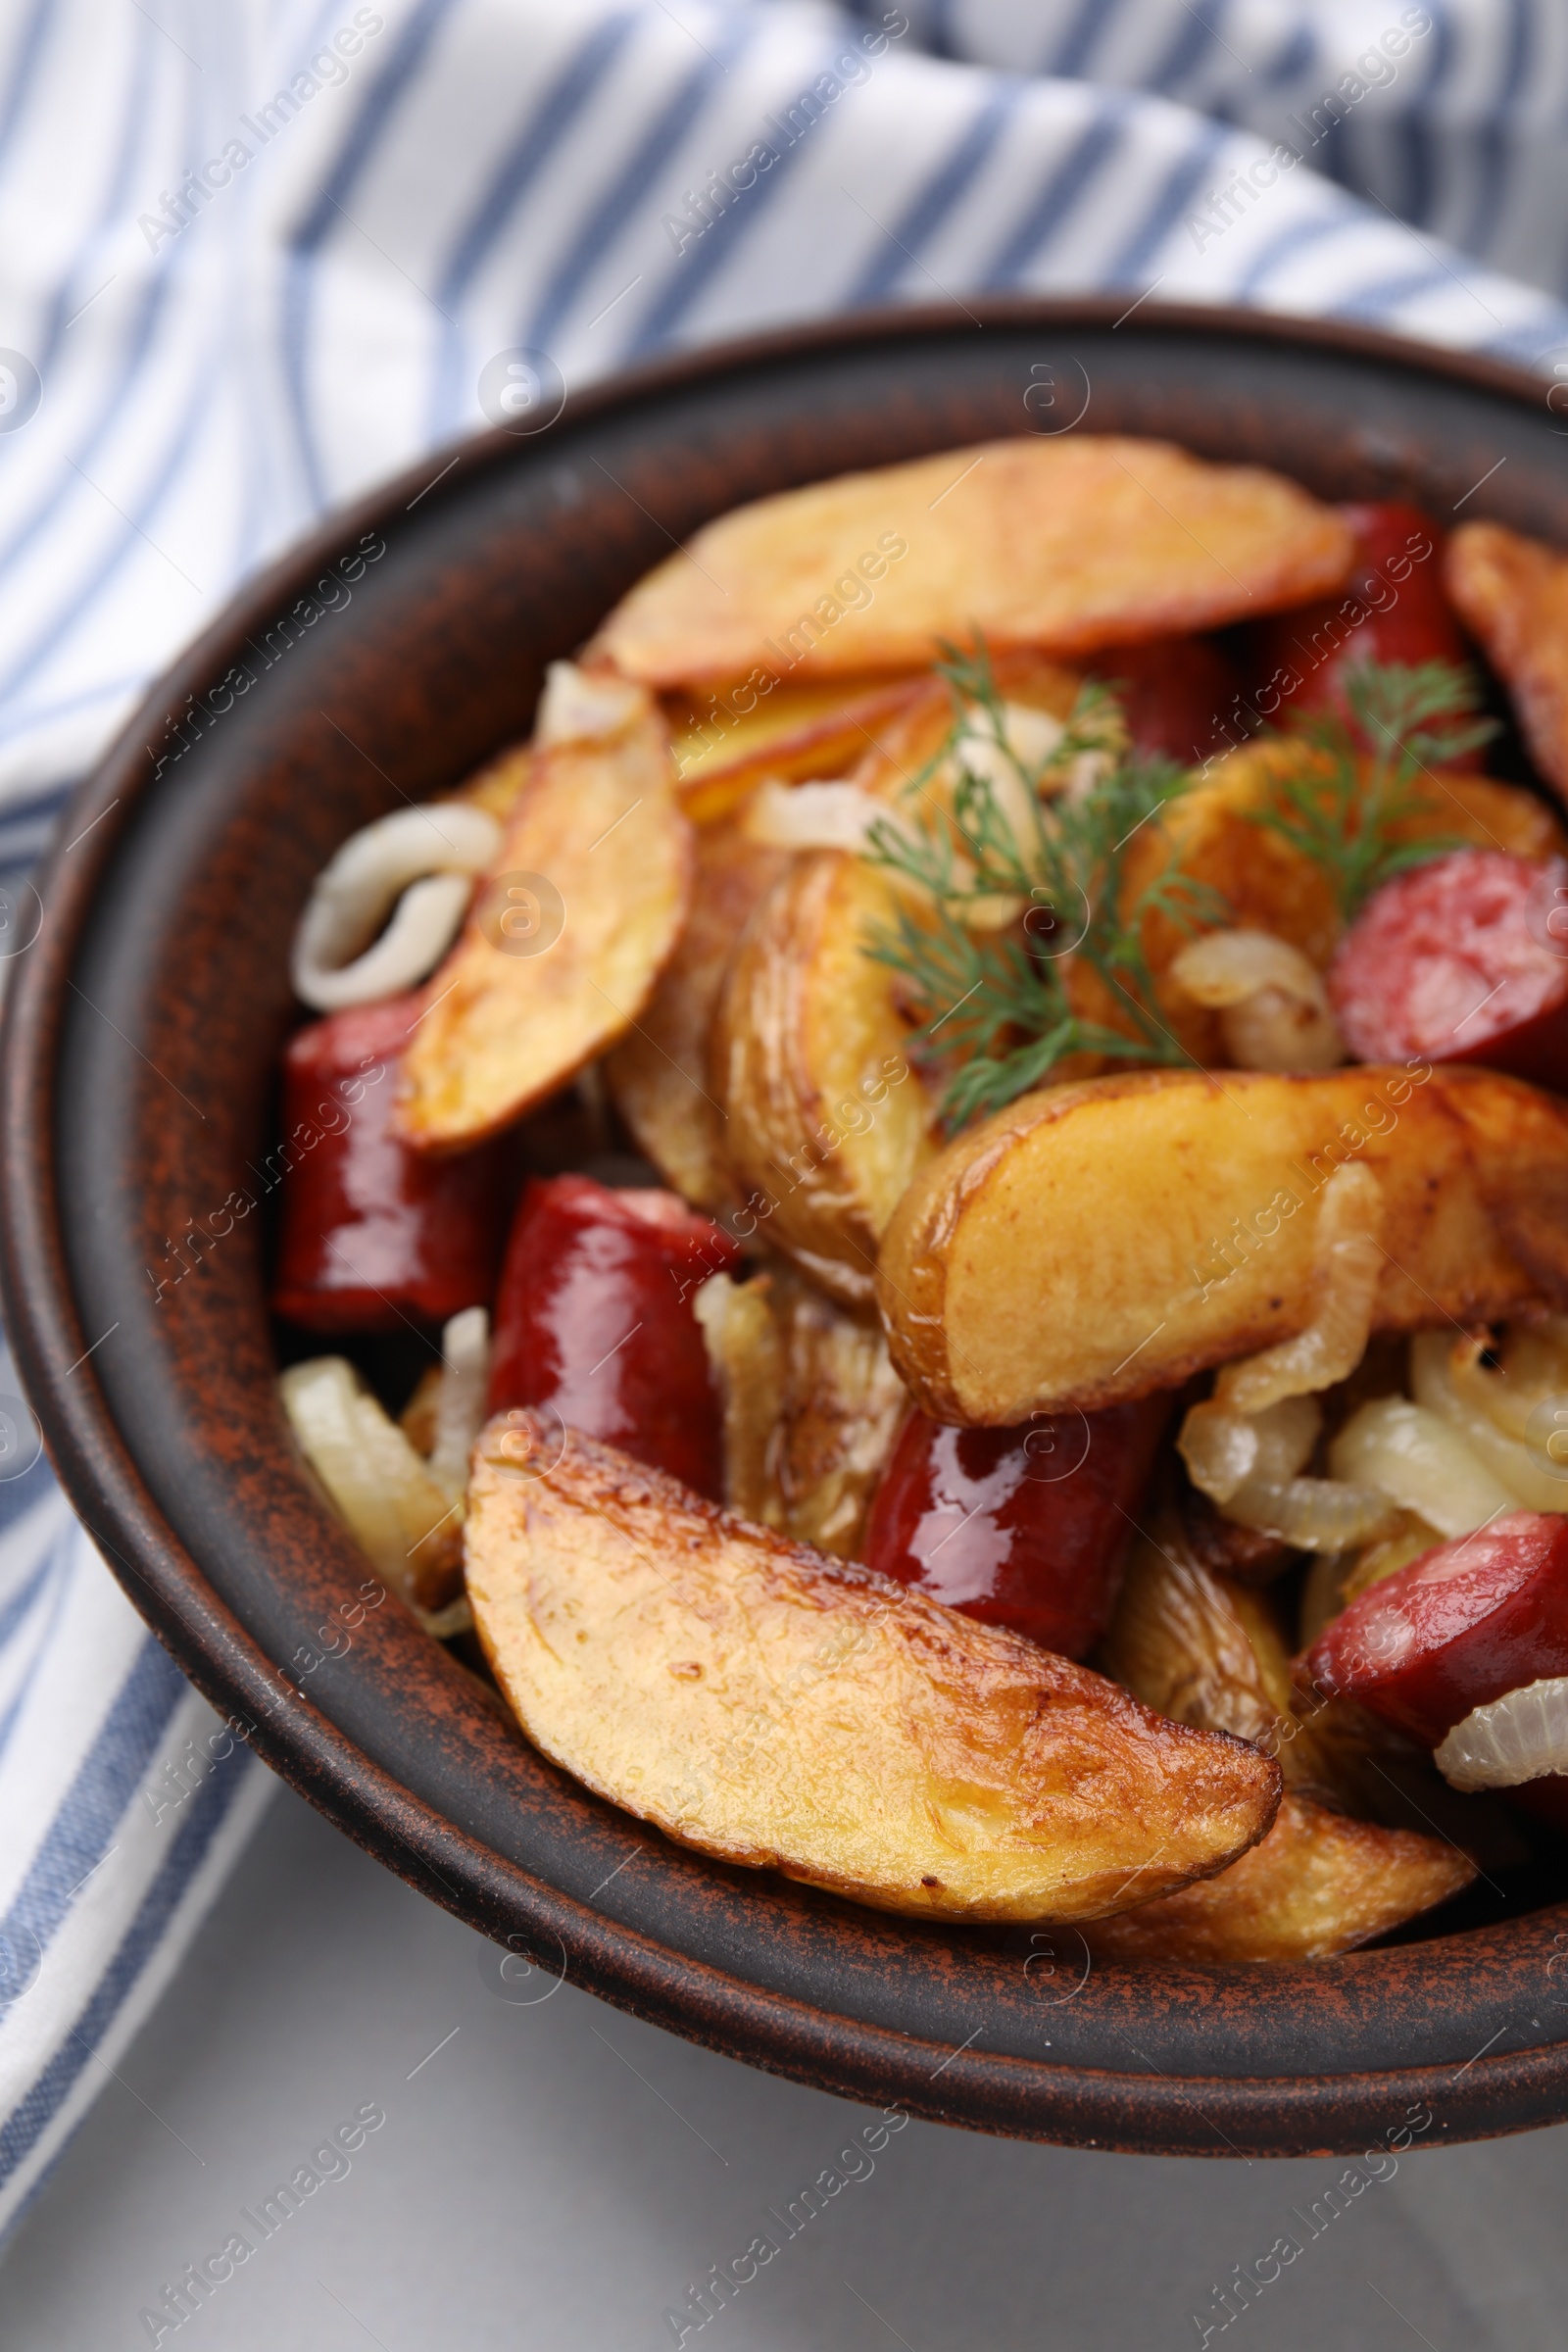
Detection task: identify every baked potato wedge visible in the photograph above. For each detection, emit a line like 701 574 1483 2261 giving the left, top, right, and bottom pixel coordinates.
1094 1529 1474 1959
397 689 690 1150
465 1418 1280 1923
604 816 789 1212
1083 1790 1474 1962
698 1264 908 1554
1103 741 1565 1062
1446 520 1568 799
1103 1521 1409 1818
713 849 937 1305
667 674 931 825
877 1065 1568 1422
588 437 1352 687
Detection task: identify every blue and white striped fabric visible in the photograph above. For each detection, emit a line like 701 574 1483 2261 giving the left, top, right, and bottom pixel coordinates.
4 0 1568 2241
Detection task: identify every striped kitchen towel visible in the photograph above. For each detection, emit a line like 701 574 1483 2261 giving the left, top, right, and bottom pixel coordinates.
4 0 1568 2242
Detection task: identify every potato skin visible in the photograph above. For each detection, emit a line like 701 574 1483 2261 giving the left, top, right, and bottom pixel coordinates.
465 1419 1280 1924
713 850 936 1305
604 816 789 1212
877 1065 1568 1423
1094 1528 1474 1960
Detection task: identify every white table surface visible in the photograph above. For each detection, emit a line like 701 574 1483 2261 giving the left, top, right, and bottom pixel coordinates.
2 1782 1567 2352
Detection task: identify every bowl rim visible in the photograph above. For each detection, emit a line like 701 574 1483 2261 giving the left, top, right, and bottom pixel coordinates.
7 295 1568 2157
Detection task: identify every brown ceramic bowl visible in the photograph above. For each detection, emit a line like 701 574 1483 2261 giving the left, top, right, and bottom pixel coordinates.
7 301 1568 2158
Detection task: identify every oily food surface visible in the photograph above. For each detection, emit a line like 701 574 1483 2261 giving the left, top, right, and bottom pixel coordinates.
465 1420 1280 1924
877 1065 1568 1423
588 437 1354 687
397 697 691 1149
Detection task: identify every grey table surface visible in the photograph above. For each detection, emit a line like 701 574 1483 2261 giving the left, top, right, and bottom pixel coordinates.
2 1783 1566 2352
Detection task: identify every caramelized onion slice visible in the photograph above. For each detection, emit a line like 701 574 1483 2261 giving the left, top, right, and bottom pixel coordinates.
1329 1395 1520 1540
536 661 648 745
742 779 883 851
1169 929 1344 1073
1409 1330 1568 1516
291 803 501 1011
1180 1395 1319 1503
279 1356 463 1611
1178 1394 1396 1551
427 1305 492 1502
1435 1676 1568 1790
1215 1162 1382 1415
1218 1475 1398 1552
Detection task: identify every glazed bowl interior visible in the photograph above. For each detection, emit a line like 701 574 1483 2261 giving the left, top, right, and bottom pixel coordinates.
8 302 1568 2156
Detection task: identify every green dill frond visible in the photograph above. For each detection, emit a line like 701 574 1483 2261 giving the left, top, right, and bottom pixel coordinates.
859 647 1222 1130
1248 657 1497 924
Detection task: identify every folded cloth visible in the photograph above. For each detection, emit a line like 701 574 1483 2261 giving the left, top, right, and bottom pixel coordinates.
3 0 1567 2242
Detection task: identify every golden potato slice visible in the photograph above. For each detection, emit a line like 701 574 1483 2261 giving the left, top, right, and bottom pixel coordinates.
604 816 789 1212
1096 1530 1473 1958
458 741 534 822
1083 1791 1473 1962
713 850 937 1306
465 1418 1279 1922
1111 742 1565 1062
588 438 1353 688
397 693 691 1150
1446 520 1568 797
666 674 932 824
877 1065 1568 1422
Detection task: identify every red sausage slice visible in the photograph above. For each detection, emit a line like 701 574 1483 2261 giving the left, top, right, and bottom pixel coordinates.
272 995 509 1332
1089 636 1243 766
1303 1511 1568 1822
1244 501 1469 734
1329 848 1568 1087
487 1174 738 1498
858 1398 1168 1658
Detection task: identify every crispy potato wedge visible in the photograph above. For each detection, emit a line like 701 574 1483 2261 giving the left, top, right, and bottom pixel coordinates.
713 850 937 1305
1104 1521 1408 1817
1083 1791 1473 1962
458 740 534 822
666 674 931 824
397 692 691 1150
1103 742 1566 1061
465 1418 1280 1922
1446 520 1568 797
699 1265 908 1554
604 816 790 1212
877 1065 1568 1422
588 438 1353 688
1095 1530 1474 1958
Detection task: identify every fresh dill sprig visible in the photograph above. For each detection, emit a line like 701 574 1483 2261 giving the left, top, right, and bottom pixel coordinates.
860 643 1226 1130
1246 658 1496 924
